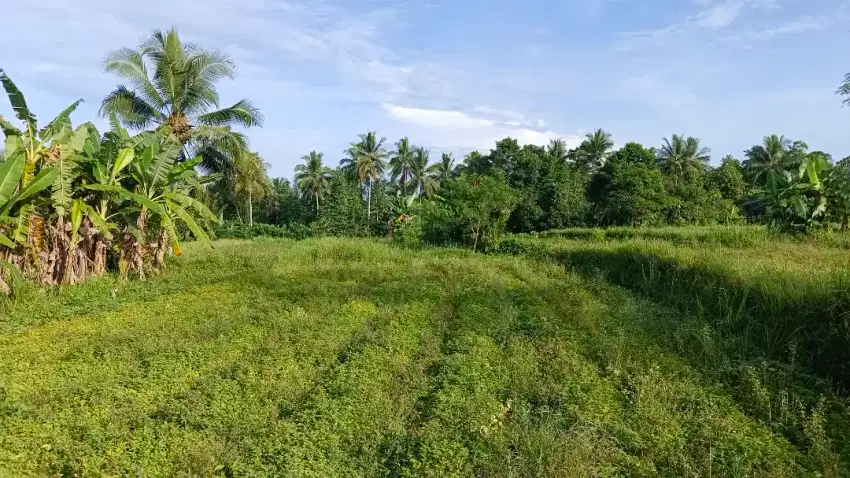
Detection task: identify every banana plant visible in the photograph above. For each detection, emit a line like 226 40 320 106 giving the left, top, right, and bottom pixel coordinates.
0 152 58 292
757 153 830 231
87 135 217 275
0 153 58 248
1 69 83 187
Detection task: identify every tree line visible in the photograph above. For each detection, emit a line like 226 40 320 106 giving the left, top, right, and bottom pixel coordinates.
242 125 850 249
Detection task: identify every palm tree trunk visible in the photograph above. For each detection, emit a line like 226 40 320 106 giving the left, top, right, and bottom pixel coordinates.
248 190 253 228
367 177 373 221
315 192 319 214
401 168 407 194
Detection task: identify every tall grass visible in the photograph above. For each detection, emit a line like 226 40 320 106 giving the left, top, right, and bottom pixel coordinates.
535 224 850 248
492 231 850 470
0 238 838 475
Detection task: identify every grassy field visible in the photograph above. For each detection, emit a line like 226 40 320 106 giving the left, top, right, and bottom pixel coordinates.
1 236 849 476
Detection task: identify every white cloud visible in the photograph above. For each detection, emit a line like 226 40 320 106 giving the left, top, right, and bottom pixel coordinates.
382 104 583 151
697 0 746 29
383 104 496 130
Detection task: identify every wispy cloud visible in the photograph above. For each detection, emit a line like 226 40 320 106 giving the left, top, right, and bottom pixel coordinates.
618 0 781 48
382 104 583 152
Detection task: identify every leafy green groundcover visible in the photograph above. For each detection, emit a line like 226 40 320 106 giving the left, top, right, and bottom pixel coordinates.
0 238 841 476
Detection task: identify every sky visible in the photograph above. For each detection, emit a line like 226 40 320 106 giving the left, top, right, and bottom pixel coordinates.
2 0 849 177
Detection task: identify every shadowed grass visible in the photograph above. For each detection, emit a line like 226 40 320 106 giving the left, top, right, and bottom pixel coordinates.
492 232 850 473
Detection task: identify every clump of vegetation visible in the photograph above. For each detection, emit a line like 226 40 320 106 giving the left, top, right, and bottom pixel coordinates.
0 71 218 292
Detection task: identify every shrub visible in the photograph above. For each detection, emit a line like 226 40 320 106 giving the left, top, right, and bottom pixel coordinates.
213 222 312 240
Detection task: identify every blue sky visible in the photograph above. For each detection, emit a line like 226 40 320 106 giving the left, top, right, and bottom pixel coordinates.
2 0 849 177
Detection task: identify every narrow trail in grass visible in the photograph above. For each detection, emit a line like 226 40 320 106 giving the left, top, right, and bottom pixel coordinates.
0 238 845 476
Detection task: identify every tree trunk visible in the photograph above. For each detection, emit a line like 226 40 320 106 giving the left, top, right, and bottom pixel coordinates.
401 169 407 194
0 250 9 296
316 193 319 214
248 190 253 228
92 237 108 276
153 229 168 270
367 177 372 221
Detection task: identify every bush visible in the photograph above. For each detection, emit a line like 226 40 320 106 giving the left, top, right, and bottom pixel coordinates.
213 222 312 240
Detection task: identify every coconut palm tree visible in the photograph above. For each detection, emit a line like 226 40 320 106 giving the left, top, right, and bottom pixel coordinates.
410 147 438 199
389 137 415 194
343 132 387 220
744 134 793 182
233 152 270 227
547 139 569 164
295 150 332 214
576 129 614 169
99 28 263 174
428 152 455 182
658 134 711 179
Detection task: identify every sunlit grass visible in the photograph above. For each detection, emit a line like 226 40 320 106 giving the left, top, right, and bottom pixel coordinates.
0 237 846 476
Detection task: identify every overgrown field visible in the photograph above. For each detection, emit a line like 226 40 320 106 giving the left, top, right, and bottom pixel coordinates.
1 236 849 476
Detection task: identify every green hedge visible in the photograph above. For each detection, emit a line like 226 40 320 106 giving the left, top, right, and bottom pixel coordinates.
213 222 312 240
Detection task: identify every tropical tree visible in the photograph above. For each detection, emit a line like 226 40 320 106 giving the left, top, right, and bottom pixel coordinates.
428 152 455 182
295 150 332 213
105 134 218 275
0 70 217 289
658 134 711 179
233 152 270 227
99 28 263 173
575 129 614 169
389 137 415 193
744 135 793 183
547 139 569 164
343 132 387 220
410 147 438 199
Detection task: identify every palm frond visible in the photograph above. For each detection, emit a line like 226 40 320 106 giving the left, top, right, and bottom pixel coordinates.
197 99 264 128
103 47 166 109
100 86 163 129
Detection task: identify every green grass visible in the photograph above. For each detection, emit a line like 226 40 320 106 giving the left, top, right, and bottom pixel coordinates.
0 237 847 476
536 225 850 249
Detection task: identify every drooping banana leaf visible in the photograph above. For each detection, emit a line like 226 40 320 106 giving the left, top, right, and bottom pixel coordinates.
80 203 115 240
51 146 78 214
15 167 59 202
10 204 34 243
170 204 211 244
0 69 37 129
38 99 83 142
0 154 25 206
165 191 218 223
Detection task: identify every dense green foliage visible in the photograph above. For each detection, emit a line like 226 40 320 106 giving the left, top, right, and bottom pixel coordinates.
248 118 848 248
1 236 848 476
0 70 220 292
